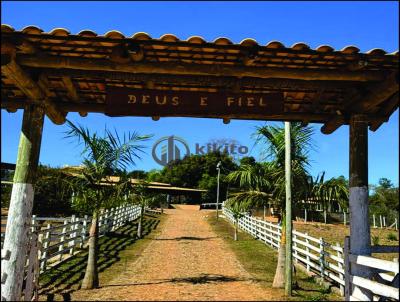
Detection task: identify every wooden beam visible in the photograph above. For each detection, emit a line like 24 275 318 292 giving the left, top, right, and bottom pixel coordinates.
1 99 333 122
1 60 66 125
321 73 399 134
42 69 361 91
61 76 80 102
320 88 362 134
369 92 399 131
357 72 398 111
17 54 386 82
320 115 347 134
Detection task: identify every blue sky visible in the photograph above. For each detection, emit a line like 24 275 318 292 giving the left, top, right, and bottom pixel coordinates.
1 1 399 186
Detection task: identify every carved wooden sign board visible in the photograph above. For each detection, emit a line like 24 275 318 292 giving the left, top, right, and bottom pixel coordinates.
105 87 284 118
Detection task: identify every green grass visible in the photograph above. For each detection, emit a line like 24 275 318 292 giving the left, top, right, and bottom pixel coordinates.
39 213 163 301
207 215 342 301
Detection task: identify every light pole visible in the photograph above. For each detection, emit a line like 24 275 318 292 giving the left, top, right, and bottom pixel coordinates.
216 161 221 220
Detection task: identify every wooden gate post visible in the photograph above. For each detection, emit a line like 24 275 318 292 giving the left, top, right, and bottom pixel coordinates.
348 114 372 300
1 105 44 301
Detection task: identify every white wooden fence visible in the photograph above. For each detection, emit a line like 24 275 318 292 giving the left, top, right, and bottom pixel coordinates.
344 237 399 301
1 204 162 301
222 206 399 300
34 204 144 273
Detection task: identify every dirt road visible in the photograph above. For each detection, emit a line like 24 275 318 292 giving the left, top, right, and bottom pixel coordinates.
72 205 280 301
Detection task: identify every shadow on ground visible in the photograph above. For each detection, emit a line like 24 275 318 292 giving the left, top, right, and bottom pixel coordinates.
96 273 261 289
154 236 217 241
39 214 160 299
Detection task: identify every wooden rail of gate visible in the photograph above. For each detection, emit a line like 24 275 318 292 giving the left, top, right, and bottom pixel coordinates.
344 236 399 301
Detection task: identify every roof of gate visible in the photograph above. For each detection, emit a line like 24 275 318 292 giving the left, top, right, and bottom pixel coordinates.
1 25 398 133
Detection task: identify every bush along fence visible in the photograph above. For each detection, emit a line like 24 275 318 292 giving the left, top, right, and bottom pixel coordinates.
1 204 161 301
222 205 399 300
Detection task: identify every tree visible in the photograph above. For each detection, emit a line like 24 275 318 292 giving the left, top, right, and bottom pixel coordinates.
255 122 314 288
370 178 399 218
226 162 274 215
225 199 250 241
64 121 150 289
33 165 74 216
123 179 160 238
158 151 238 203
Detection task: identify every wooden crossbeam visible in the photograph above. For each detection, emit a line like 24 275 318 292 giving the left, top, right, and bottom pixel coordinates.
42 69 361 90
320 115 347 134
369 92 399 131
16 54 386 82
320 88 361 134
1 60 66 125
321 73 398 134
356 72 398 111
61 76 79 102
1 99 387 125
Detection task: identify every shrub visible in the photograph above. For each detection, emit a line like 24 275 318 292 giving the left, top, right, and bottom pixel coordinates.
387 233 398 241
371 235 380 245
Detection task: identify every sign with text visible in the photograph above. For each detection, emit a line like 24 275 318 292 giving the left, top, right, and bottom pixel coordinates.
105 87 284 118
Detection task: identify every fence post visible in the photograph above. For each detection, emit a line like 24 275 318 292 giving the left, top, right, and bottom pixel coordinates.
304 208 307 223
373 214 376 228
343 211 346 226
80 215 88 248
59 220 68 262
23 233 37 302
305 233 310 272
255 218 259 239
293 233 298 263
69 215 76 255
344 236 351 301
319 237 325 281
336 242 345 296
40 224 51 272
31 215 37 233
99 209 104 235
269 223 274 248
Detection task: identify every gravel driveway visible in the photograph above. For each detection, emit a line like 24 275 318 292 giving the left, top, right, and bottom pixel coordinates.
72 205 281 301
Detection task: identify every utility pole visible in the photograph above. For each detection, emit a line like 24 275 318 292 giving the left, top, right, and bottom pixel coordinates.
216 161 221 220
285 121 293 296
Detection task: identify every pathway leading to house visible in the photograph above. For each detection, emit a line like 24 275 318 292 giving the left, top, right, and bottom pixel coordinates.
72 205 282 301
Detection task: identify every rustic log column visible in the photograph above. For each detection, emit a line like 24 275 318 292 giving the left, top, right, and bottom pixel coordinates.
349 114 372 300
1 104 44 301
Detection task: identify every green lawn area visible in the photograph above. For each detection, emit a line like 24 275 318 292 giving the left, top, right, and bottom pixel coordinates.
207 215 342 301
38 213 164 301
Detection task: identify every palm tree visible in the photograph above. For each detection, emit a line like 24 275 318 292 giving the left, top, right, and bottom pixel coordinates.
255 122 314 288
226 162 273 203
64 120 150 289
124 180 159 238
225 199 250 241
311 174 349 222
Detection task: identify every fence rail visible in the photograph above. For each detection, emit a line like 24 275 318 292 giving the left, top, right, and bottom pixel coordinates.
344 236 399 301
1 205 162 273
222 206 399 299
1 204 161 300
